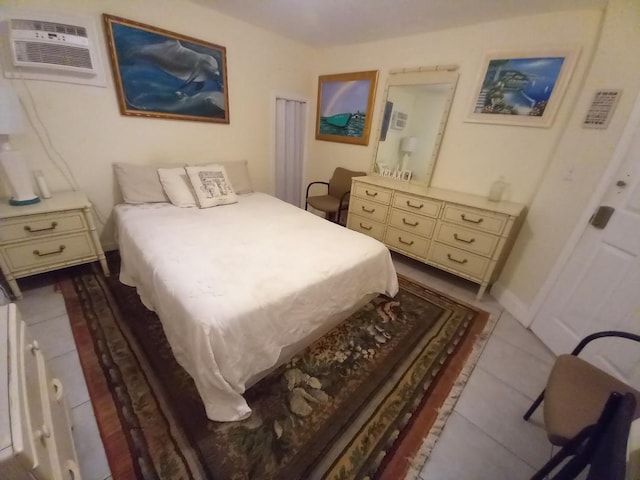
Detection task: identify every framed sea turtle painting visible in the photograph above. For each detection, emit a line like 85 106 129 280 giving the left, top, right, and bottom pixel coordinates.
466 48 579 128
316 70 378 145
103 14 229 123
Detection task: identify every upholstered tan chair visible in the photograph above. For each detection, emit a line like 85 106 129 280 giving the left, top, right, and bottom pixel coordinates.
305 167 366 225
524 331 640 447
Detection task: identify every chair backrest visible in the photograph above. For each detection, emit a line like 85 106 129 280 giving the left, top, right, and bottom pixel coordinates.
328 167 366 199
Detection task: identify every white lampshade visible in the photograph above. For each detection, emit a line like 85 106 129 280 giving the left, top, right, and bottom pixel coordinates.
0 85 25 136
400 136 417 154
0 85 39 205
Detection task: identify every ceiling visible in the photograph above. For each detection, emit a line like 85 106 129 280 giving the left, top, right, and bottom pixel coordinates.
193 0 607 47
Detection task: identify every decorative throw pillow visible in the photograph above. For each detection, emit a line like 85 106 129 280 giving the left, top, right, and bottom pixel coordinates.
185 164 238 208
158 167 197 207
113 163 169 204
189 160 254 194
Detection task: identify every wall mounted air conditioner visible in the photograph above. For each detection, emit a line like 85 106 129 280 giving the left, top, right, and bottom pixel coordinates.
8 17 96 76
0 11 106 87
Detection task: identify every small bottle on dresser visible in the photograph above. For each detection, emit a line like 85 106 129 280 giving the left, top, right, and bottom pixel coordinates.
34 170 51 199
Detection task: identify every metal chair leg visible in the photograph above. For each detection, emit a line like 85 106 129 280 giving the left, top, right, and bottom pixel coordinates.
524 390 545 420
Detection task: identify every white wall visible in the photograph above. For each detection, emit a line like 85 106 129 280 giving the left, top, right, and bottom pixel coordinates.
0 0 315 248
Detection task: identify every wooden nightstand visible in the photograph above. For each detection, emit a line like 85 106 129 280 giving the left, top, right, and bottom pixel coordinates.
0 191 109 299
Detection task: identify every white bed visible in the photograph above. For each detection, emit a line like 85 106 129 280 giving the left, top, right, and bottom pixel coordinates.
114 192 398 421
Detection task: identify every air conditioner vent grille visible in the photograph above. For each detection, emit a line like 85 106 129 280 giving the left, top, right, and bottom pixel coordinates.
14 41 93 69
10 18 88 38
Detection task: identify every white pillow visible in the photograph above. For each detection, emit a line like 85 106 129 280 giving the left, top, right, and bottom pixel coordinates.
185 164 238 208
158 167 197 207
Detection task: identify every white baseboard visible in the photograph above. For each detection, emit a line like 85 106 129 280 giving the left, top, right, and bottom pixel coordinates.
490 281 533 327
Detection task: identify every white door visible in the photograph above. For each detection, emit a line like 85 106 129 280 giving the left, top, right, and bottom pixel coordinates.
274 97 306 206
530 97 640 389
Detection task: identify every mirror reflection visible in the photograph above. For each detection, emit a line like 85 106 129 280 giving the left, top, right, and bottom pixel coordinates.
372 68 458 184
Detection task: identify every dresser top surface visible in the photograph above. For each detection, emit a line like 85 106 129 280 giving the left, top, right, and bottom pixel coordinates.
0 191 90 219
353 175 525 217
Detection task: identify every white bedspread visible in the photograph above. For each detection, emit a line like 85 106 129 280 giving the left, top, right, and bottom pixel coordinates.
114 193 398 421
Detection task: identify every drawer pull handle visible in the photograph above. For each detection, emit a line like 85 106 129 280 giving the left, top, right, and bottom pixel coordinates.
453 233 476 244
361 206 375 213
24 221 58 233
29 340 40 354
33 245 66 257
402 218 419 227
66 460 81 480
398 237 414 246
460 214 483 224
359 223 373 231
447 254 468 265
365 190 378 197
51 378 64 402
406 201 424 209
36 424 51 441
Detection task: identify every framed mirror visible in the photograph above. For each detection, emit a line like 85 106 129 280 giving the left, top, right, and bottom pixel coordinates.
371 66 459 185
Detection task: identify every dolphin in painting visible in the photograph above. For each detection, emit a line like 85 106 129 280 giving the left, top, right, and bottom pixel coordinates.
127 39 221 91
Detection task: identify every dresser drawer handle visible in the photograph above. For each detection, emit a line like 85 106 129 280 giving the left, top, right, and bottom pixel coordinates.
447 253 468 265
33 245 66 257
402 218 419 227
460 214 483 224
29 340 40 354
406 201 424 209
453 233 476 244
361 206 375 214
365 190 378 197
359 223 372 231
398 237 414 246
36 424 51 441
51 378 64 402
24 221 58 233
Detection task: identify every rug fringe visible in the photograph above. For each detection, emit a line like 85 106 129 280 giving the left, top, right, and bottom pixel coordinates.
403 310 499 479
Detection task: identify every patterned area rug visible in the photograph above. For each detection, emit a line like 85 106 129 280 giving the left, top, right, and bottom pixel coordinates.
58 255 491 480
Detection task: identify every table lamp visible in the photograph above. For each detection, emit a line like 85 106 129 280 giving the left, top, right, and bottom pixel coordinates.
0 85 40 206
399 136 417 172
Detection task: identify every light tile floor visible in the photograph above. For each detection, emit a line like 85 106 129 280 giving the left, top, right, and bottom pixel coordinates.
10 252 557 480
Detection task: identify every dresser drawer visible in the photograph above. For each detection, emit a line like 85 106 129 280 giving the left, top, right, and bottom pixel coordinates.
349 197 389 223
428 243 489 280
347 214 386 241
385 226 429 258
352 182 392 205
0 211 87 243
4 233 97 272
392 193 441 218
434 223 499 257
441 205 507 235
388 209 435 238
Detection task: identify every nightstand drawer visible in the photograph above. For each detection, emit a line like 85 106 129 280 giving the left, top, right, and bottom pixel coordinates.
352 182 392 205
388 209 435 238
392 193 441 218
428 243 489 280
385 226 429 258
4 233 96 272
0 211 87 243
347 214 386 241
434 223 499 257
441 205 507 235
350 197 389 223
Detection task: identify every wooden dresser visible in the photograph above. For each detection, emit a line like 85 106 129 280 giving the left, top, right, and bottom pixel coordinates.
0 304 81 479
347 176 526 298
0 191 109 299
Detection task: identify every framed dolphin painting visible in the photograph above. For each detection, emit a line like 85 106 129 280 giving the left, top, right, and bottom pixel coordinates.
315 70 378 145
466 48 579 128
103 14 229 123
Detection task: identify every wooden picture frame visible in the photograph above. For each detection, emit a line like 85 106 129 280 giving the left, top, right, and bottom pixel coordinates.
316 70 378 145
103 14 229 123
466 48 579 128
